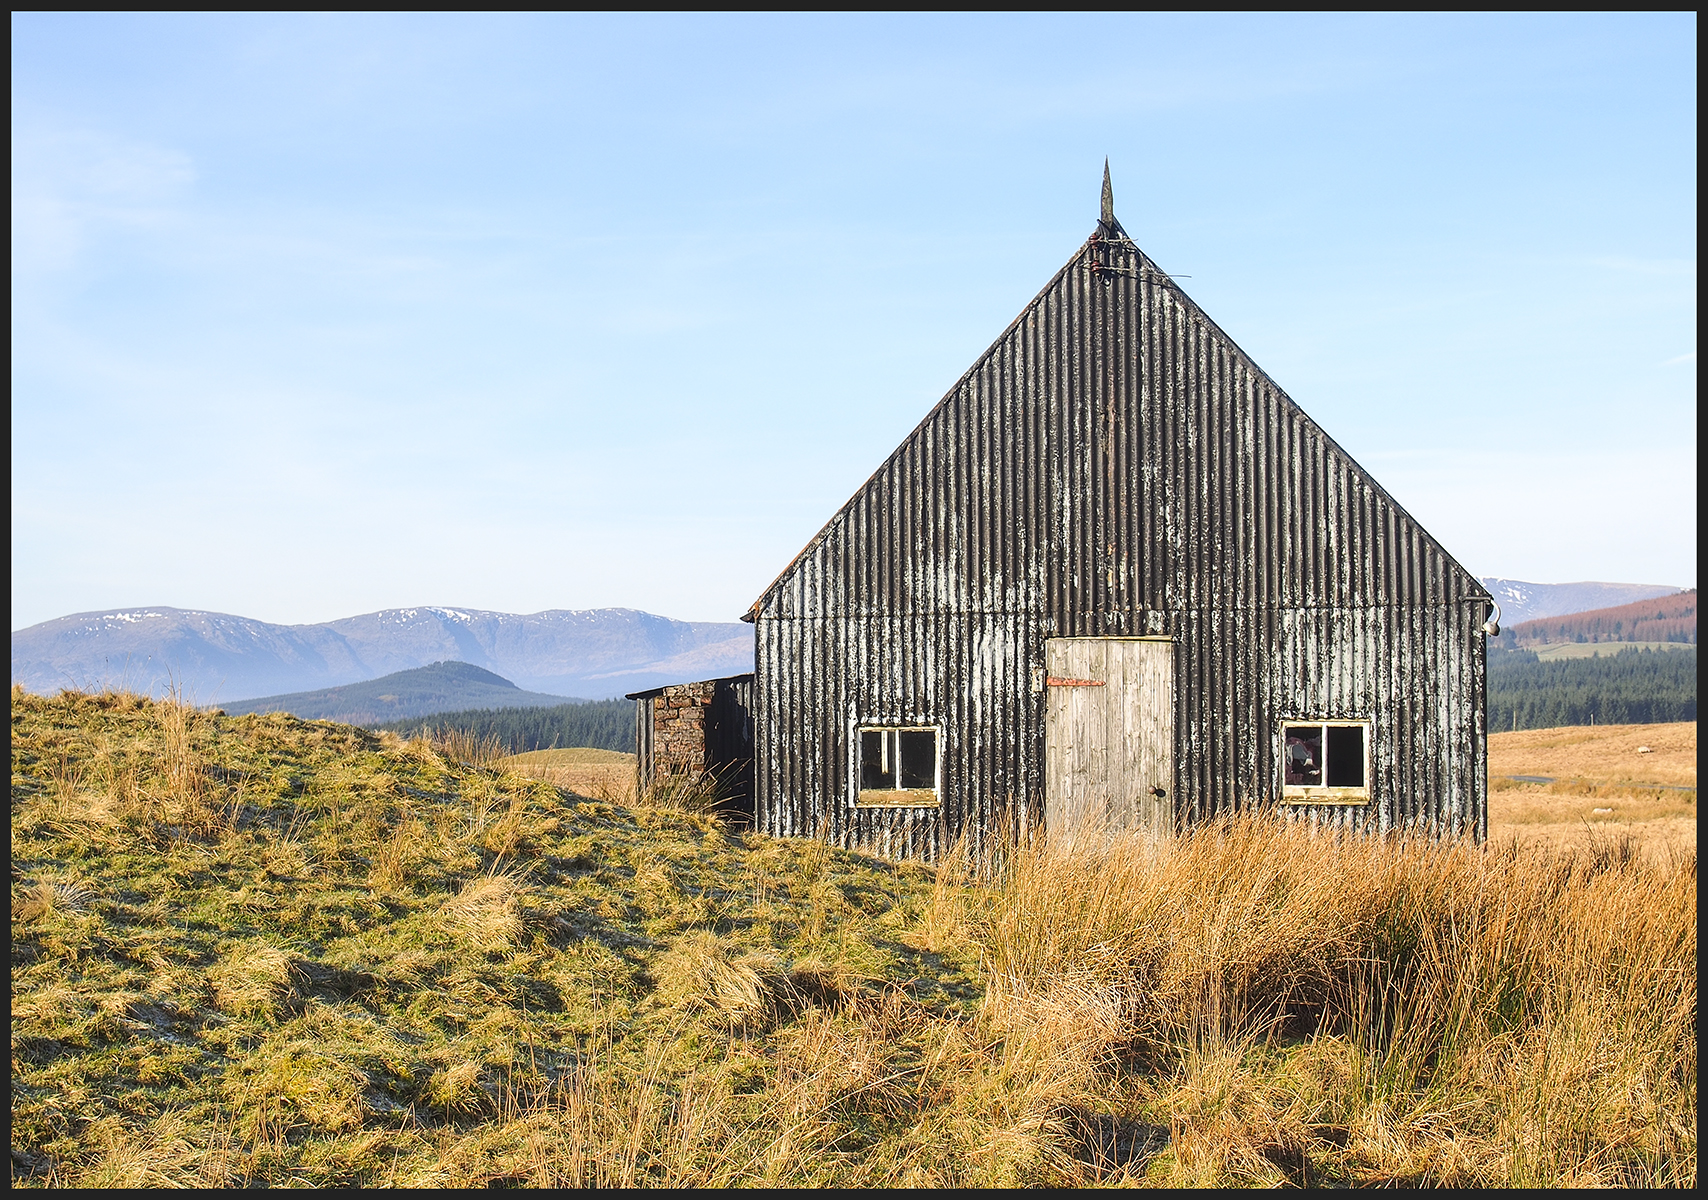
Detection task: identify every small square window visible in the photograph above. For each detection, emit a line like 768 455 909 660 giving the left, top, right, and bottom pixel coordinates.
856 726 939 807
1281 720 1369 805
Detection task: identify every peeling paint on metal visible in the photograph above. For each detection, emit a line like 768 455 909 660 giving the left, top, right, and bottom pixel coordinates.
747 214 1491 861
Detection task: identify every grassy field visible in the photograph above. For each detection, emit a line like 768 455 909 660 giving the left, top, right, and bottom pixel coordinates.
498 748 637 805
1528 642 1694 661
1489 722 1696 855
11 689 1697 1187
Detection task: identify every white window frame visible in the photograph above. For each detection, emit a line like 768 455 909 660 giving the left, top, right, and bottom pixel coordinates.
853 724 941 808
1280 719 1371 806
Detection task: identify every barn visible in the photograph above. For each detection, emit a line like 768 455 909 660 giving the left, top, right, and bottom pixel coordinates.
640 167 1495 860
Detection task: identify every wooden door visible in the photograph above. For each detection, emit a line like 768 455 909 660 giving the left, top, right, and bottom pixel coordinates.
1044 637 1175 841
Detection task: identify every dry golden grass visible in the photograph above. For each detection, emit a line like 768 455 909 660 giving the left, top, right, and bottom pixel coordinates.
1490 721 1696 787
11 687 1697 1187
980 821 1697 1186
1489 723 1696 856
498 748 738 818
1490 815 1697 857
503 748 634 766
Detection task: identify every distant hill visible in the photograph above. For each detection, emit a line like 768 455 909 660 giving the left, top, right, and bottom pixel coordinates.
15 587 1688 705
1508 590 1696 648
218 661 585 725
1479 579 1684 626
10 605 753 702
1488 591 1697 730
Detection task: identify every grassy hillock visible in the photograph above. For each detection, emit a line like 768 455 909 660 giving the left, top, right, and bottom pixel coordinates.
220 661 582 726
11 687 1698 1187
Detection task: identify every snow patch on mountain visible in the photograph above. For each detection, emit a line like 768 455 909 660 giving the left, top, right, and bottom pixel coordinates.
13 605 752 702
1479 579 1685 626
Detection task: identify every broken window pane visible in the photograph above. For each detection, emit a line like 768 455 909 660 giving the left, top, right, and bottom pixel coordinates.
1281 720 1370 802
1326 725 1365 788
1283 725 1322 786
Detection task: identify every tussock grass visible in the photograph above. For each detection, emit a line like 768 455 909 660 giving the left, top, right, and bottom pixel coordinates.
10 687 978 1187
981 822 1696 1185
11 684 1696 1187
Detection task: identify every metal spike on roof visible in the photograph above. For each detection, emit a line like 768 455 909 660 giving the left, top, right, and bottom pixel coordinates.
1096 159 1128 240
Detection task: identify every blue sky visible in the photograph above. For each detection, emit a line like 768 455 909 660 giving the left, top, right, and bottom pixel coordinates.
11 13 1696 629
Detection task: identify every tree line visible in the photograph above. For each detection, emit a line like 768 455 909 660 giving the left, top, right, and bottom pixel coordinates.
1488 646 1696 731
373 698 633 754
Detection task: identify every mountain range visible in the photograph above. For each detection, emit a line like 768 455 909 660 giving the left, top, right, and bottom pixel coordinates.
10 606 753 703
1477 579 1682 626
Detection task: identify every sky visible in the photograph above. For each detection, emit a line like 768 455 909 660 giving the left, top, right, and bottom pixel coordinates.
11 13 1697 631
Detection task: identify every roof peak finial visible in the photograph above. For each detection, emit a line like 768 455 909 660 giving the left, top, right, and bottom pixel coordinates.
1101 158 1114 228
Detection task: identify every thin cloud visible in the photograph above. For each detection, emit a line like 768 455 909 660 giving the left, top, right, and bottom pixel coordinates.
11 122 196 273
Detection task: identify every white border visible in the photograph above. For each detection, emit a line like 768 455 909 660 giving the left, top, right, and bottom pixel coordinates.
851 723 941 808
1279 718 1371 806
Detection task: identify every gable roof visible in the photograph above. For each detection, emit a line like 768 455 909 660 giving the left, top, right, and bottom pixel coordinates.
747 181 1487 622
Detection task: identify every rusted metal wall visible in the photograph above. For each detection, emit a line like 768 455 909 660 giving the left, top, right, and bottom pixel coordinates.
749 225 1490 860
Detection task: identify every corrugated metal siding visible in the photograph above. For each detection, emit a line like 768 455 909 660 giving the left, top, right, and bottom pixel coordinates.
708 674 757 821
753 230 1490 857
633 692 655 800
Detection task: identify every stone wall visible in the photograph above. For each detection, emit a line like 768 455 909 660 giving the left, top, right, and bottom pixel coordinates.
652 680 715 777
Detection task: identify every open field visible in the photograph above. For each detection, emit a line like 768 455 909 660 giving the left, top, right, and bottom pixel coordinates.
11 689 1697 1187
1529 641 1694 661
1489 722 1696 855
498 748 636 804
